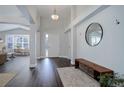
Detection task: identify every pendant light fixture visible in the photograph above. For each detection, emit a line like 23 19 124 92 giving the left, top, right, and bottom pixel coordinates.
51 8 59 21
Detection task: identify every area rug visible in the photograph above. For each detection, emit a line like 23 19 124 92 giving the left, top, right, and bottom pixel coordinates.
0 73 16 87
57 67 100 87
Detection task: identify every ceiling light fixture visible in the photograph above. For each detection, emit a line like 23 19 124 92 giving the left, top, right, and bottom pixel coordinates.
51 8 59 21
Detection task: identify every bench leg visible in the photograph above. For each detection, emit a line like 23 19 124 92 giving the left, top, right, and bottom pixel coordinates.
75 61 79 68
94 71 100 81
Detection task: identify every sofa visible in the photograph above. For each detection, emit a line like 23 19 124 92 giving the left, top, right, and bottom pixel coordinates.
14 48 30 56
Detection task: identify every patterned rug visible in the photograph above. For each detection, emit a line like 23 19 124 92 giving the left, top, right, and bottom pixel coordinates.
57 67 100 87
0 73 16 87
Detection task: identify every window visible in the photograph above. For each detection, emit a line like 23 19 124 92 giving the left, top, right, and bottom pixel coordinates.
6 35 30 50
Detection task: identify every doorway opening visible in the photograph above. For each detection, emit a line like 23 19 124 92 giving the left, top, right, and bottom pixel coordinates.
6 34 30 56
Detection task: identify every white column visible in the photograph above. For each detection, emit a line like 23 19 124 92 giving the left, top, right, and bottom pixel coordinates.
70 6 77 64
36 31 41 58
70 26 76 64
29 24 37 68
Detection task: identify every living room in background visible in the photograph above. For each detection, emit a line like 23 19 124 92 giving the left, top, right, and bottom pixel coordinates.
6 35 30 56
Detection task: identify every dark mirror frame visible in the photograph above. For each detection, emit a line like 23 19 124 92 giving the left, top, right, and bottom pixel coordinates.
85 23 103 47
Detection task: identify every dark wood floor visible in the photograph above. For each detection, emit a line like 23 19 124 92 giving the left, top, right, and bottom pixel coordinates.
0 56 71 87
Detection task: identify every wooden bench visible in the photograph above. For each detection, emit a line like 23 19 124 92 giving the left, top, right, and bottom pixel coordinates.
75 58 113 81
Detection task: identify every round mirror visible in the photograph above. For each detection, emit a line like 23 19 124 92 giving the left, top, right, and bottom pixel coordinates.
85 23 103 46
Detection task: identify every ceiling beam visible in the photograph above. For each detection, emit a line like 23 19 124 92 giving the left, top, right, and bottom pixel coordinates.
0 16 30 26
16 5 34 24
65 5 110 32
0 27 30 32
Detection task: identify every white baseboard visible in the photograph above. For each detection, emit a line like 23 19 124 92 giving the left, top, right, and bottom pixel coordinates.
59 56 75 65
37 56 74 64
29 63 37 68
37 56 60 59
37 56 46 59
59 56 71 59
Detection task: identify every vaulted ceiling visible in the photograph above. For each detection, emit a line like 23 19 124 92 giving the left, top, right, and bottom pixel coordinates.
0 5 30 32
37 5 71 31
0 5 97 32
0 5 71 32
0 5 22 17
37 5 71 20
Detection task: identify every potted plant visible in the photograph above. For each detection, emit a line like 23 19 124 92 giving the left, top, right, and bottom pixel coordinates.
16 44 21 49
99 73 124 87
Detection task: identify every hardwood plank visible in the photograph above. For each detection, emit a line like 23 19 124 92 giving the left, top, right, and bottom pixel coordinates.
0 56 71 87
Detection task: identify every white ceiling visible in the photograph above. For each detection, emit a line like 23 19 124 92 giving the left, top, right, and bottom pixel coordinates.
0 5 71 32
37 5 71 19
0 23 30 32
37 5 71 30
0 5 23 17
0 5 30 32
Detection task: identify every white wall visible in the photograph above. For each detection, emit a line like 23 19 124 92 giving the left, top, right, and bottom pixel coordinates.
0 42 5 52
75 5 124 74
40 12 70 57
62 5 100 61
59 30 66 57
76 5 100 18
59 30 72 58
48 32 59 57
36 31 41 57
61 30 71 58
40 29 60 57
